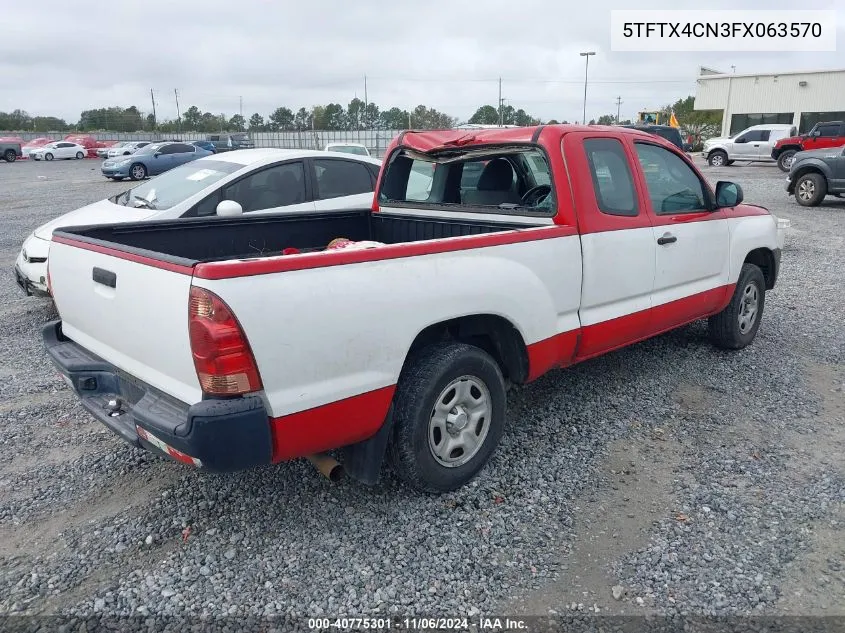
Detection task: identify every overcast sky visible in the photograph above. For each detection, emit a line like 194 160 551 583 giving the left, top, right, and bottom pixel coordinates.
1 0 842 125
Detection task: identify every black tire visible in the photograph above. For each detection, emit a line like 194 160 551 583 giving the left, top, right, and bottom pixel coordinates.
708 263 766 350
44 152 54 161
777 149 797 172
3 149 16 163
707 150 728 167
389 342 506 492
129 163 147 181
75 151 84 159
112 176 124 181
794 173 827 207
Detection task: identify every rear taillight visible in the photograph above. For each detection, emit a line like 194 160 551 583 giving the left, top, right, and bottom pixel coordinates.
188 286 262 396
46 258 53 296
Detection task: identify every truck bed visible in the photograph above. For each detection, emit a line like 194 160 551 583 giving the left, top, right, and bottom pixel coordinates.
52 209 539 265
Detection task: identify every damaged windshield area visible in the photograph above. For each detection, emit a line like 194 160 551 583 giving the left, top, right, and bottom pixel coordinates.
379 147 554 213
112 160 241 210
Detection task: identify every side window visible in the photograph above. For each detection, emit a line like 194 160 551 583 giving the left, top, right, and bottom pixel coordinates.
634 143 708 215
222 161 306 212
816 124 840 137
172 143 194 153
314 159 373 199
737 130 767 142
583 138 638 217
208 135 220 142
159 144 179 155
757 130 771 141
58 142 72 148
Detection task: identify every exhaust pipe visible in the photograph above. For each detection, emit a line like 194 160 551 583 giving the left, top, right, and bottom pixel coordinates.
305 453 344 482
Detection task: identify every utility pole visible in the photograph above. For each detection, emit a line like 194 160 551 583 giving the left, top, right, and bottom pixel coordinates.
239 96 243 118
580 51 596 125
364 74 369 129
150 89 157 130
174 89 181 133
408 110 412 129
615 96 623 124
498 77 503 126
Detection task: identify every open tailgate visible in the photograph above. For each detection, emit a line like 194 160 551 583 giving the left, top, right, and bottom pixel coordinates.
48 235 202 405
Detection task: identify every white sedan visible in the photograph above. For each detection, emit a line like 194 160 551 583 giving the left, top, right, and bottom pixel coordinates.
30 141 87 161
15 148 382 296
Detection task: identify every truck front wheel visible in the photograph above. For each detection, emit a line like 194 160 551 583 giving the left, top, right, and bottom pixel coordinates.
3 149 16 162
389 342 506 492
777 149 797 172
708 264 766 350
708 150 728 167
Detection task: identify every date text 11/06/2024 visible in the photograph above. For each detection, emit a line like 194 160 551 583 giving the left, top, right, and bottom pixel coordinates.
307 617 529 630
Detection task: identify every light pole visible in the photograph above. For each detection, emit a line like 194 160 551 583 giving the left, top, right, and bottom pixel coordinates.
580 51 596 125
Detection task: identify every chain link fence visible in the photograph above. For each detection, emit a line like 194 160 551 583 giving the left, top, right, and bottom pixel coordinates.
1 129 405 158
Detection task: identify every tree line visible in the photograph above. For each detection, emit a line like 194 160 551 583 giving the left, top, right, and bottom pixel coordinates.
1 95 719 138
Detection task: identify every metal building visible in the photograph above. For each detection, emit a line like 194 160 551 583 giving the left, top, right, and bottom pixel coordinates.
694 66 845 137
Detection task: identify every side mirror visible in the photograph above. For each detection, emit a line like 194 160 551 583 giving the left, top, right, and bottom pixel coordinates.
216 200 243 217
812 130 821 137
715 181 743 207
154 152 161 158
734 136 747 144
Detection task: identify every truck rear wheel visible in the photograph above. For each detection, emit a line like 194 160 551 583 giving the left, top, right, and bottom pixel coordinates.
389 342 506 492
777 149 797 172
3 149 16 162
708 263 766 350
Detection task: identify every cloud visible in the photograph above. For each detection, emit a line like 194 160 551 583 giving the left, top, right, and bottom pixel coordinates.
0 0 841 124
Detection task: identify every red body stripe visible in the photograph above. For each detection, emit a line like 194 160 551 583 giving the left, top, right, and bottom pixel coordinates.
525 330 580 381
574 284 734 363
51 235 194 275
194 225 577 280
270 386 396 461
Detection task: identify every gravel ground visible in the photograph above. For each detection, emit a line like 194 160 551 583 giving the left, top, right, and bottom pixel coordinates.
0 157 843 631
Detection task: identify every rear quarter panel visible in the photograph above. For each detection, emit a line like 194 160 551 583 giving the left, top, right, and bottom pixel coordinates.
195 232 583 418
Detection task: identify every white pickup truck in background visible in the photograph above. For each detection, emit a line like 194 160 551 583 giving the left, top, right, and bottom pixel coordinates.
43 124 785 492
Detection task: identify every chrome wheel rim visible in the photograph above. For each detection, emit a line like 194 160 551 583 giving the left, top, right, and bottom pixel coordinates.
738 283 759 334
797 179 815 201
711 154 724 166
783 154 794 169
132 165 145 179
428 375 491 468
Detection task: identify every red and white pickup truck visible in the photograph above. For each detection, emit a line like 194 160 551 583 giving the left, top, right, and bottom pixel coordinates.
43 125 785 492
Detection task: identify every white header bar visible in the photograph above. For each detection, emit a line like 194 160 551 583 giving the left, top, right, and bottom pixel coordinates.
611 10 837 52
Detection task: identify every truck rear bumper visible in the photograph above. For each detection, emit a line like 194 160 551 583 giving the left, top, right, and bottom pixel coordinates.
42 321 273 472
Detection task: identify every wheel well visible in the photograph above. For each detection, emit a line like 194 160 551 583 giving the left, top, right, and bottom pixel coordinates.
406 315 529 384
792 165 825 182
708 148 727 157
744 248 776 290
778 144 801 154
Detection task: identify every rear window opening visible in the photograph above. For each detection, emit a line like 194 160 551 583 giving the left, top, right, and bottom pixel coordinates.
379 146 555 215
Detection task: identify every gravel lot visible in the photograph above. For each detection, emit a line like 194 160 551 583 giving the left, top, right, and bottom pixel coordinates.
0 157 843 631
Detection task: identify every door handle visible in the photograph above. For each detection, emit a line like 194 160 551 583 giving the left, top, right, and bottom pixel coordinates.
657 233 677 245
92 267 117 288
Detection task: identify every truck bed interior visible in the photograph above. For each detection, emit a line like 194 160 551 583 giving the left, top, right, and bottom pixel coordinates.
53 210 542 265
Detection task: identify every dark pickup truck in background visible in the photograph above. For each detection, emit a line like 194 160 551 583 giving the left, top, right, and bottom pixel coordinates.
1 142 23 162
787 145 845 206
205 133 255 152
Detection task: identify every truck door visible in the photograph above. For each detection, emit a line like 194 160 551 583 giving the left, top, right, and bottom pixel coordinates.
631 140 730 332
803 122 843 151
563 132 656 359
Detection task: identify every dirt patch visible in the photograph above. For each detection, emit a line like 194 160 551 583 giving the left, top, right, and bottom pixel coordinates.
0 468 173 560
776 363 845 615
508 434 683 615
